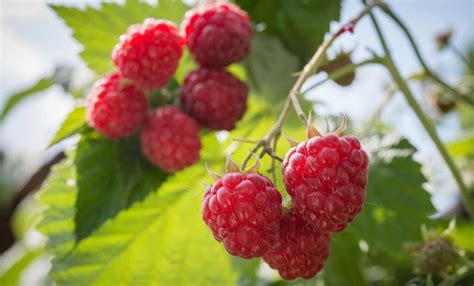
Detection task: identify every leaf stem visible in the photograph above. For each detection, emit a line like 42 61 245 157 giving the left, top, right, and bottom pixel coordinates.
366 4 474 219
378 2 474 106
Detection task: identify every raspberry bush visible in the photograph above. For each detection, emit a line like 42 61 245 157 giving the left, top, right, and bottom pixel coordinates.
2 1 474 286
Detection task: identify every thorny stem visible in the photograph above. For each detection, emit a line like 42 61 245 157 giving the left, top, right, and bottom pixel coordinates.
378 2 474 106
365 2 474 219
240 0 383 170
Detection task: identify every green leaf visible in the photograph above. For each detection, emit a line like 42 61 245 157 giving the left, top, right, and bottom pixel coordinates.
447 134 474 160
353 135 434 260
244 34 299 104
323 231 367 286
36 156 77 259
74 130 168 241
236 0 341 63
1 78 54 121
49 106 87 147
453 221 474 251
0 249 42 285
51 0 190 75
51 166 239 286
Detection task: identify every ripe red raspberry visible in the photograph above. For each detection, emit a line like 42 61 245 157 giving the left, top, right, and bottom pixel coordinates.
180 68 248 131
112 19 183 89
282 133 368 232
202 172 283 259
181 2 252 67
86 72 148 140
140 106 201 172
263 212 331 280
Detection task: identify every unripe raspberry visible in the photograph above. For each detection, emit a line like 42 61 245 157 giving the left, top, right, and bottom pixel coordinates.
180 67 248 131
86 72 148 140
181 2 252 67
282 133 369 232
263 212 331 280
413 238 458 275
140 106 201 172
112 19 183 89
202 172 283 259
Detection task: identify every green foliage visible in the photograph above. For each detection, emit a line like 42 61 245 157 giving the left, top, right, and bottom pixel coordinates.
448 134 474 160
37 157 77 259
323 231 367 285
453 221 474 251
244 34 299 104
50 166 238 286
51 0 189 75
0 249 42 285
236 0 341 63
354 136 433 256
74 130 168 240
49 106 87 146
1 78 54 121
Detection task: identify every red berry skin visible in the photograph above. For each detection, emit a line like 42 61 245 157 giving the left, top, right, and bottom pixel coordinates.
140 106 201 172
181 3 252 67
112 19 183 89
282 134 369 233
263 213 331 280
86 72 148 140
202 172 283 259
180 68 248 131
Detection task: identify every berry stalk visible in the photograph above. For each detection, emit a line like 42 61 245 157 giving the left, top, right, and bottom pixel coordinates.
240 0 383 170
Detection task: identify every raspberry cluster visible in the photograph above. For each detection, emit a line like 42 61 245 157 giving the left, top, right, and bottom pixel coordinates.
180 2 251 131
85 2 252 172
202 125 368 281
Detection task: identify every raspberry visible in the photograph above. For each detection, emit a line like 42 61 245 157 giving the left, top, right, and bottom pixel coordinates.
140 106 201 172
180 68 248 131
282 133 369 232
202 172 283 259
413 238 458 275
181 2 252 67
263 212 331 280
86 72 148 140
112 19 183 89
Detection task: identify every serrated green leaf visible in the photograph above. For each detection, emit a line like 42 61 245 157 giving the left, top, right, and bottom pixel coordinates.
0 249 42 285
51 166 238 286
1 78 54 121
236 0 340 63
36 157 77 259
49 106 87 147
51 0 189 75
323 231 367 286
352 135 434 260
74 131 168 241
244 34 299 104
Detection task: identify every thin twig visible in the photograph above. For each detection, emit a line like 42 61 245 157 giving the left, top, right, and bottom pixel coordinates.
378 2 474 106
365 1 474 219
240 1 382 169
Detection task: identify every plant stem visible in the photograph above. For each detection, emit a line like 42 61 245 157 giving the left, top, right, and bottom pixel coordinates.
447 43 474 73
301 57 384 94
378 2 474 106
240 1 383 169
366 5 474 219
